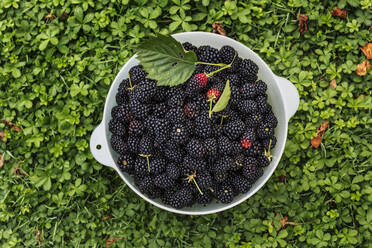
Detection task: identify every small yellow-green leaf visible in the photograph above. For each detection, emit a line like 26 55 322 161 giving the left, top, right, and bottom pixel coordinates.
212 80 231 113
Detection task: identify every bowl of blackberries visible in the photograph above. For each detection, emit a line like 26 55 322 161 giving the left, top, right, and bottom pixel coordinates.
90 32 299 215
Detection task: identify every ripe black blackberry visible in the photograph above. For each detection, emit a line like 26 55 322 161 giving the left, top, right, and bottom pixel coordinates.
232 153 245 171
256 95 269 113
204 137 218 157
153 118 169 143
154 173 175 189
138 136 153 155
227 56 242 74
117 154 135 174
129 65 147 84
136 175 154 194
223 120 245 140
196 45 221 63
194 95 210 111
242 163 263 183
257 124 274 139
240 59 259 81
231 174 252 193
255 80 267 95
231 141 243 155
164 146 183 163
185 76 206 98
110 135 128 154
196 171 213 190
168 188 193 209
111 105 132 123
130 99 150 119
149 157 166 175
227 74 241 87
213 166 228 183
147 186 164 199
109 119 126 136
134 157 150 175
218 136 234 155
194 114 212 139
183 155 207 171
219 45 236 64
245 113 263 127
182 42 197 52
165 107 186 124
153 87 168 102
195 190 212 205
116 91 129 105
240 82 256 99
128 120 144 136
170 123 189 145
261 136 277 150
264 110 278 128
194 64 205 74
118 78 130 93
238 100 258 114
186 139 206 158
167 94 184 108
230 85 242 109
204 65 226 78
216 155 234 171
127 135 139 153
166 163 180 179
216 183 233 203
133 79 156 103
184 102 200 119
152 103 168 118
256 153 270 167
244 141 263 157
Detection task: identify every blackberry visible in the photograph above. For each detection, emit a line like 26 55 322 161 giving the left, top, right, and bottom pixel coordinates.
231 141 243 155
133 79 156 103
204 138 218 157
153 87 168 102
264 111 278 128
204 65 226 78
257 124 274 139
240 82 256 99
223 120 245 140
240 59 259 81
227 56 242 74
227 74 241 87
184 102 200 119
245 113 263 127
194 114 212 139
213 166 228 183
127 135 140 153
117 154 135 174
110 135 127 154
118 78 130 93
219 45 236 64
196 171 213 190
152 103 168 118
130 99 150 119
238 100 258 114
138 136 153 155
183 155 207 171
231 174 252 193
185 77 205 98
111 105 132 123
216 155 234 171
255 80 267 95
196 45 221 63
244 141 263 157
153 118 169 143
216 184 233 203
167 94 184 108
136 175 154 194
194 95 210 111
232 153 245 171
242 163 263 183
109 119 126 136
168 188 193 209
129 65 147 84
147 186 164 199
164 146 184 163
206 88 221 101
134 157 151 175
256 153 270 167
128 120 144 136
116 91 129 105
194 64 205 74
195 190 212 205
154 173 175 189
261 136 277 150
149 157 166 175
165 107 186 124
256 95 269 114
171 123 189 145
230 85 242 109
166 163 180 179
241 128 256 149
218 136 233 155
182 42 197 52
186 139 206 158
184 119 195 137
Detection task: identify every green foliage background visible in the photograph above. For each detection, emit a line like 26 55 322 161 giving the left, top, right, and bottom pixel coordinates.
0 0 371 247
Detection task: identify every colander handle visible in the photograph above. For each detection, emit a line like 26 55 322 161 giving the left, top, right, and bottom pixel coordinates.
275 76 299 121
90 122 115 168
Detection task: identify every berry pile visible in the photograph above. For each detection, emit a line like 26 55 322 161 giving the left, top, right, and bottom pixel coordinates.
109 43 277 209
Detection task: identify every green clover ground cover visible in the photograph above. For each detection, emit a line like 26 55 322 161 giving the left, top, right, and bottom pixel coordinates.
0 0 371 247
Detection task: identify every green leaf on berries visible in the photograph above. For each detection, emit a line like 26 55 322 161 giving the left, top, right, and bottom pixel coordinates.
136 34 197 87
212 80 231 113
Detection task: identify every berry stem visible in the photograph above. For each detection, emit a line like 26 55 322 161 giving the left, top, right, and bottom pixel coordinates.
208 99 214 119
205 52 237 78
192 178 204 195
264 139 273 161
139 154 152 172
127 73 137 91
195 61 227 67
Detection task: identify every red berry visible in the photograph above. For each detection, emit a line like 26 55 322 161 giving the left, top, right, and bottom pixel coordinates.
206 89 221 101
194 73 208 87
241 139 252 149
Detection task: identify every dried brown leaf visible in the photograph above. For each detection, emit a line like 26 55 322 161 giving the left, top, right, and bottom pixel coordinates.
34 229 42 246
276 215 313 231
330 79 337 89
278 175 287 183
0 119 21 132
212 22 226 36
13 163 30 177
330 7 347 19
318 120 329 136
43 14 56 21
310 136 322 149
310 121 329 149
102 216 111 221
0 154 4 168
356 60 371 76
298 14 309 35
361 43 372 60
106 237 123 248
